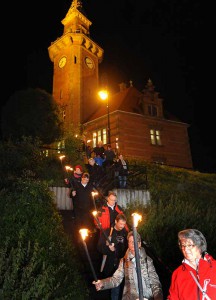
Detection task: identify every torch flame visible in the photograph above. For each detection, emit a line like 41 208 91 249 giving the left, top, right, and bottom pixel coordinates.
92 211 98 217
79 228 89 241
132 213 142 227
65 165 73 171
91 191 98 197
59 155 65 161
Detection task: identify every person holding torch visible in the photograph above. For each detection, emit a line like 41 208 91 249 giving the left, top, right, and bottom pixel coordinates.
93 230 163 300
97 213 128 300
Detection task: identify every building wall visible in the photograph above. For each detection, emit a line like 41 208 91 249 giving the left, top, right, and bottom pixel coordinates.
118 112 192 168
84 110 193 169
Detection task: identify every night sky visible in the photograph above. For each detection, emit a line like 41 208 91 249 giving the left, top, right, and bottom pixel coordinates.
2 0 214 172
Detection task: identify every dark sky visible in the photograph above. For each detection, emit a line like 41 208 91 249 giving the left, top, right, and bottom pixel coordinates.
2 0 215 173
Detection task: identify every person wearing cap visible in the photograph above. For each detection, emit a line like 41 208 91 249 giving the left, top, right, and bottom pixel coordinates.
93 231 163 300
167 228 216 300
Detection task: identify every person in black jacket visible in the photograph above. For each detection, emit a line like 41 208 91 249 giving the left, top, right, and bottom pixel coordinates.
92 141 105 158
64 164 83 218
86 158 105 187
97 213 128 300
71 172 97 232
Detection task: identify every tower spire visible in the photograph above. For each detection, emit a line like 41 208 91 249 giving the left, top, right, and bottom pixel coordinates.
71 0 82 11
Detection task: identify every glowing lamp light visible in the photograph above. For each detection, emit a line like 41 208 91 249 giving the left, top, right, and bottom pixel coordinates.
98 89 111 144
98 90 108 100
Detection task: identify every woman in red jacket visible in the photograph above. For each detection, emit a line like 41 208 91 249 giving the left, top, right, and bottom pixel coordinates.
167 229 216 300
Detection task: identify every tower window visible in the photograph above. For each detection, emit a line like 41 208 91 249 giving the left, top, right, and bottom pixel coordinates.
74 56 77 64
148 105 158 116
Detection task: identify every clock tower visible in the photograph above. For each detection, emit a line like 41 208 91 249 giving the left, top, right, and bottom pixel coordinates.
48 0 103 133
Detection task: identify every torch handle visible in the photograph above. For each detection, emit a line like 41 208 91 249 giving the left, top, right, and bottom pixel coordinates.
102 227 112 245
132 226 143 300
83 241 98 282
94 216 112 245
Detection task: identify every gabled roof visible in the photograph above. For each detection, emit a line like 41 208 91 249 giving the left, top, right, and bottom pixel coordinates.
86 83 187 125
87 86 143 122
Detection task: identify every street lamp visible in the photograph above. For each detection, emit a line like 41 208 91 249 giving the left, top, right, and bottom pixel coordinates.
98 90 111 145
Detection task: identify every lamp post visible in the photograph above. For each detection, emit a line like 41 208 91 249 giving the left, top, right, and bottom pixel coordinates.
98 90 111 145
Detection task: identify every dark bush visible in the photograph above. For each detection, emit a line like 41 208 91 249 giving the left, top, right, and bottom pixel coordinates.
0 178 89 299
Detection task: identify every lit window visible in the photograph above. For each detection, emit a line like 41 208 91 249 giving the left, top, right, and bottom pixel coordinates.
92 129 107 146
102 128 107 144
115 137 119 151
93 132 97 148
97 130 101 143
150 129 161 145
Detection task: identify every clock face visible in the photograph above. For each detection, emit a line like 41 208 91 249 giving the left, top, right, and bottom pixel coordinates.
58 56 67 68
85 57 94 69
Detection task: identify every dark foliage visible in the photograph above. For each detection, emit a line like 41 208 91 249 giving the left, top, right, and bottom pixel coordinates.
1 88 63 144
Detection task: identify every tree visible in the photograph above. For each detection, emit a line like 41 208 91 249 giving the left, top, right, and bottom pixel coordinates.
1 88 63 144
64 124 85 166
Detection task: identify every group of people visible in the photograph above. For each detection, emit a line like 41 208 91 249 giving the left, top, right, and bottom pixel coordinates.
93 227 216 300
85 141 130 189
64 150 216 300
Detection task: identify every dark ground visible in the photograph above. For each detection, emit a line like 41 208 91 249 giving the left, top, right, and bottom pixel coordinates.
59 210 171 300
59 210 111 300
